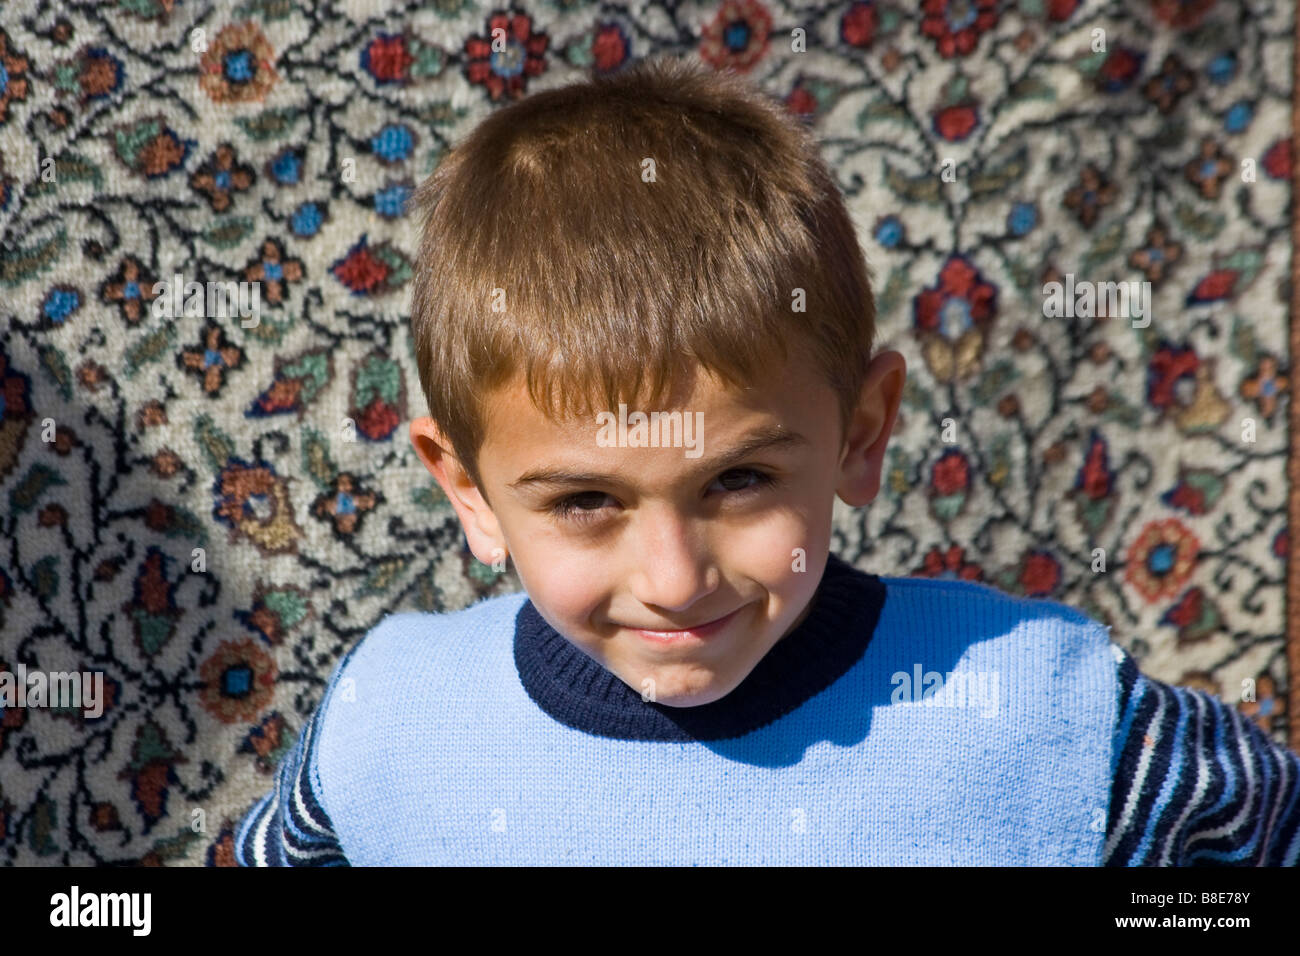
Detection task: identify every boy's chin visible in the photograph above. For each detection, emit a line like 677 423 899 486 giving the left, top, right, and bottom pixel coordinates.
626 665 748 709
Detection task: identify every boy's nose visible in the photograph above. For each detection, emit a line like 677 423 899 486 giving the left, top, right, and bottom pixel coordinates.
627 522 720 613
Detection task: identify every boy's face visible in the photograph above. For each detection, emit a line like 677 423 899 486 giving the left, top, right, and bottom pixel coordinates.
410 346 905 708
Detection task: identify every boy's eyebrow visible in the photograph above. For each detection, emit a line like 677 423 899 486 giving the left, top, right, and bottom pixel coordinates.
507 425 809 492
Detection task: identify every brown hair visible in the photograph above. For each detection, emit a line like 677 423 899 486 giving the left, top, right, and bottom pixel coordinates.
408 55 876 495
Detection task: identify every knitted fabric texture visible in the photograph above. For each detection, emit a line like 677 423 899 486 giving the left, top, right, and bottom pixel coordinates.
239 553 1136 865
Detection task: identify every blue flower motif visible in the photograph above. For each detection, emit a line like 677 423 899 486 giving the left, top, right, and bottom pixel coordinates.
1008 202 1037 237
223 666 252 696
874 215 904 248
223 50 255 84
290 201 324 238
270 148 302 185
374 183 412 218
43 287 81 323
723 20 751 52
1147 542 1175 575
370 124 414 163
1223 101 1252 134
1207 52 1236 85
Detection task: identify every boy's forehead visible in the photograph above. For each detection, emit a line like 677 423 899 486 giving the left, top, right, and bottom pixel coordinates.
485 366 756 441
483 343 826 437
478 348 836 480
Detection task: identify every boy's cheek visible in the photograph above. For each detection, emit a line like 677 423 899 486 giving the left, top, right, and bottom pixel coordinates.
509 548 607 622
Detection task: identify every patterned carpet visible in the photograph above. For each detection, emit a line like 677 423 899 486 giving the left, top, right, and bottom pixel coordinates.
0 0 1295 865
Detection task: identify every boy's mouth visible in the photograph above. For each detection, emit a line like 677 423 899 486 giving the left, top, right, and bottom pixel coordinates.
624 605 747 644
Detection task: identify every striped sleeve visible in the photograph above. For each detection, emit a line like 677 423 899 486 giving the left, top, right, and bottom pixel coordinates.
1102 643 1300 866
234 704 349 867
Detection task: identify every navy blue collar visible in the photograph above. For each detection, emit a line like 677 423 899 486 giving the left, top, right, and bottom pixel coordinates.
513 552 887 741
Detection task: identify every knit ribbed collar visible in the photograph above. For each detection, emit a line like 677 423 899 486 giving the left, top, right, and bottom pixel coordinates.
512 552 887 742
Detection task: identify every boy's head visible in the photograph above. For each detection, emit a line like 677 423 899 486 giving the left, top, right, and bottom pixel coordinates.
408 56 905 707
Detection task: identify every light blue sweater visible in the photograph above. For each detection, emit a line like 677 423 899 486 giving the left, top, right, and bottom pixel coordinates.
235 553 1139 865
236 552 1300 865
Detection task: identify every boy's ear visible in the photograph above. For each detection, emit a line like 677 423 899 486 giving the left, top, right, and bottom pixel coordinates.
836 349 907 508
408 417 506 564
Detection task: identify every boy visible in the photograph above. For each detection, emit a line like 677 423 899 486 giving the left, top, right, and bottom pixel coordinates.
235 57 1300 866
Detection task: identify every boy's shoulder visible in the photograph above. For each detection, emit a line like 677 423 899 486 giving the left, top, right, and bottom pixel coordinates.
872 572 1122 711
336 589 530 687
877 571 1112 642
313 589 531 750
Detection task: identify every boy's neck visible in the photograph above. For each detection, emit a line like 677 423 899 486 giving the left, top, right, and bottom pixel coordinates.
512 552 887 742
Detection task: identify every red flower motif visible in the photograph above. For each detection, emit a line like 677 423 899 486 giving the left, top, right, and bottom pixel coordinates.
1164 479 1208 515
1146 345 1200 409
915 544 984 580
914 256 997 334
332 238 389 295
1150 0 1217 29
786 84 818 117
934 104 978 141
1046 0 1079 20
700 0 773 72
1125 518 1200 603
1163 587 1206 632
1020 551 1061 597
1186 268 1238 305
591 24 629 73
1262 139 1291 180
464 12 549 101
1075 432 1112 500
1096 47 1144 93
913 256 999 382
841 1 877 48
931 449 970 496
356 396 401 441
1164 587 1222 647
920 0 998 58
364 34 413 83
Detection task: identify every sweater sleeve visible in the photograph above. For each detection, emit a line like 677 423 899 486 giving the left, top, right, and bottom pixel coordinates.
233 703 349 866
1102 643 1300 866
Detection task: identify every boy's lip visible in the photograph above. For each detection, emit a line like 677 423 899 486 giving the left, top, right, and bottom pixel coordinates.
622 605 746 641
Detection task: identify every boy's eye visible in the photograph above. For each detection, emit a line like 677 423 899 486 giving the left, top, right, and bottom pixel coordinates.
548 490 612 521
546 468 778 524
